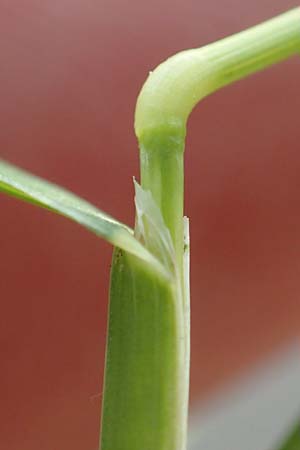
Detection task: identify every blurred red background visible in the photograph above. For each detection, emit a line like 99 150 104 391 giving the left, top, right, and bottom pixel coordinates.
0 1 299 449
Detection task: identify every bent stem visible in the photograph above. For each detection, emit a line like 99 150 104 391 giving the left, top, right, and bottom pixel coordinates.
100 8 300 450
135 7 300 264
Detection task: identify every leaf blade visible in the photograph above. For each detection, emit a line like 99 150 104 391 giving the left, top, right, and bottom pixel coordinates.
0 159 164 271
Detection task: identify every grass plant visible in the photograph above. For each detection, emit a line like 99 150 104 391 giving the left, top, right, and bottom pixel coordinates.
0 8 299 450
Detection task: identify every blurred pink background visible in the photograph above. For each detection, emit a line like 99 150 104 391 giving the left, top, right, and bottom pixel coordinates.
0 1 299 449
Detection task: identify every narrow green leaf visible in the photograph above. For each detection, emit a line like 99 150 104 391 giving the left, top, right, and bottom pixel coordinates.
0 159 164 272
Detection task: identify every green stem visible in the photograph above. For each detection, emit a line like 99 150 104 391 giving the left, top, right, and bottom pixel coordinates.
135 7 300 265
101 8 300 450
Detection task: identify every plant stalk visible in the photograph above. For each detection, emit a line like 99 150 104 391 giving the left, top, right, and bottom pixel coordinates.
100 8 300 450
135 7 300 264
